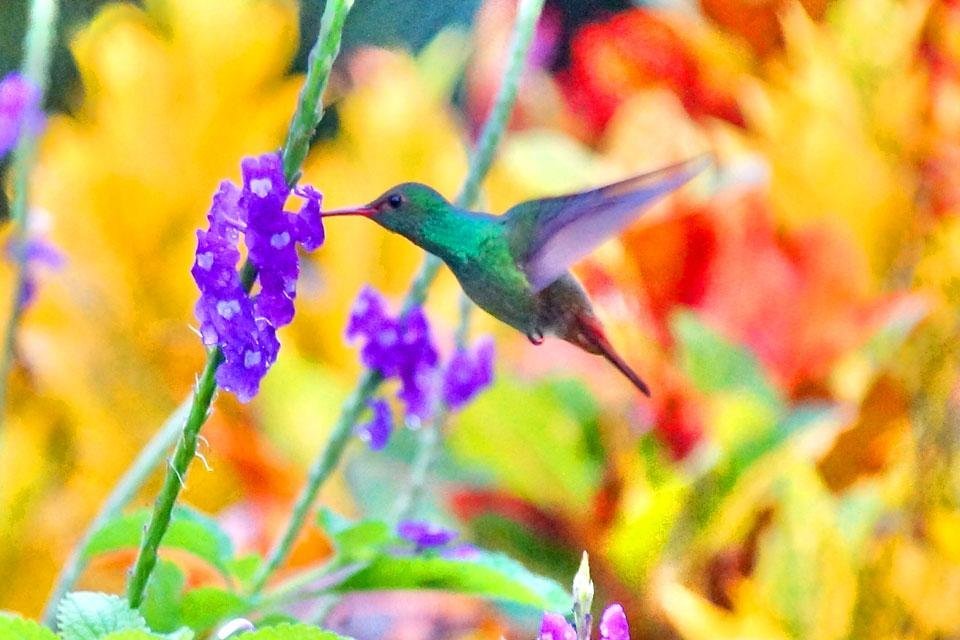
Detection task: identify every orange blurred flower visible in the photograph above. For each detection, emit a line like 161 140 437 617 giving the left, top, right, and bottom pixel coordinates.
559 9 744 140
700 0 828 56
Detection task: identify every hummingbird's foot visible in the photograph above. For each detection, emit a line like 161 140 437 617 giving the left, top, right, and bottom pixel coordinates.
526 329 544 345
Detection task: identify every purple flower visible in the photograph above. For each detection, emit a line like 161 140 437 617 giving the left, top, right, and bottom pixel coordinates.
539 613 576 640
0 73 42 157
191 152 324 401
442 336 495 410
346 286 497 425
6 235 63 310
295 185 325 250
599 604 630 640
397 520 458 551
346 287 440 420
356 397 393 451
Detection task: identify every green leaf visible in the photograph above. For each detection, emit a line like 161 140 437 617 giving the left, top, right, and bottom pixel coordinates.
237 623 351 639
99 631 194 640
0 613 58 640
100 631 193 640
467 512 580 588
672 311 781 413
140 560 184 633
689 404 841 554
449 376 602 511
754 464 857 640
226 554 262 589
317 510 394 562
57 592 149 640
337 549 570 611
85 506 235 575
180 588 248 633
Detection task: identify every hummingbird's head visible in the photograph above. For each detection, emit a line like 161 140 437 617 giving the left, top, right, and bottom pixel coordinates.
321 182 452 242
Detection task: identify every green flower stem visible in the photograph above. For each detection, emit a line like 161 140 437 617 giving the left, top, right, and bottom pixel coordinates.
391 410 442 523
454 0 546 211
125 0 354 608
42 397 191 624
250 368 381 593
127 347 224 607
281 0 353 186
392 0 545 524
251 0 546 593
0 0 59 430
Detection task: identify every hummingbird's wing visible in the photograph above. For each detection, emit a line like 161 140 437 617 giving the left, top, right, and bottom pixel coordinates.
504 154 711 292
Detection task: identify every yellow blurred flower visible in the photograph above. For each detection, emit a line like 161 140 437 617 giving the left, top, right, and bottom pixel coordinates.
742 0 929 281
1 0 302 615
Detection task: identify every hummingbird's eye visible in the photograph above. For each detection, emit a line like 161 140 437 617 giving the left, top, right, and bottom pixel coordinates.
387 193 403 209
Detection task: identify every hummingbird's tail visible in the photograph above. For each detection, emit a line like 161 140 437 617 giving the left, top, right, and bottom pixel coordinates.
567 314 651 397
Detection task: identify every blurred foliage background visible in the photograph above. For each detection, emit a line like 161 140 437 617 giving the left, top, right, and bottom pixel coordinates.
4 0 960 638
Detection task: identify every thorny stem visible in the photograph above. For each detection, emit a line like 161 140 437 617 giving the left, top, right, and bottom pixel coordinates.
0 0 58 430
392 0 546 524
124 0 354 608
251 0 547 596
126 349 224 607
42 398 192 624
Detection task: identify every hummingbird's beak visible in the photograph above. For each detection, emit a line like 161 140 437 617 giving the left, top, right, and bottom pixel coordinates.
320 204 376 218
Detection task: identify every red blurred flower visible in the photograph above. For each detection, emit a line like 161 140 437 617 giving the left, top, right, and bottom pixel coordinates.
921 1 960 216
618 187 900 397
559 9 743 139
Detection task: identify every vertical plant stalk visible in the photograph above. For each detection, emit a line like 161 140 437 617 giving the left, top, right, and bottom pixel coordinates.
42 398 192 624
125 0 354 608
0 0 59 428
392 0 546 523
252 0 547 591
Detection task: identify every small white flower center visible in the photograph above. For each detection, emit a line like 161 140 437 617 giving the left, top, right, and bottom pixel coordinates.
270 231 290 249
378 327 397 346
196 252 214 270
250 177 272 197
216 299 241 319
244 350 262 368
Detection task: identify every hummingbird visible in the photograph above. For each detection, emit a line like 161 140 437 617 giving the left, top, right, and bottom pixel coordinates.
322 155 711 396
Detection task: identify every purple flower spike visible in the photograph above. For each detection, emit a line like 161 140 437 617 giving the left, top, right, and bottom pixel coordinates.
356 398 393 450
599 604 630 640
190 152 326 401
295 186 325 250
346 286 389 341
397 520 458 551
346 287 442 421
0 73 42 157
539 612 577 640
442 336 495 410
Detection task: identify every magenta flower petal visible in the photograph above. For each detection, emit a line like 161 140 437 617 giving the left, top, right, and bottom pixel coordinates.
599 604 630 640
539 612 577 640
